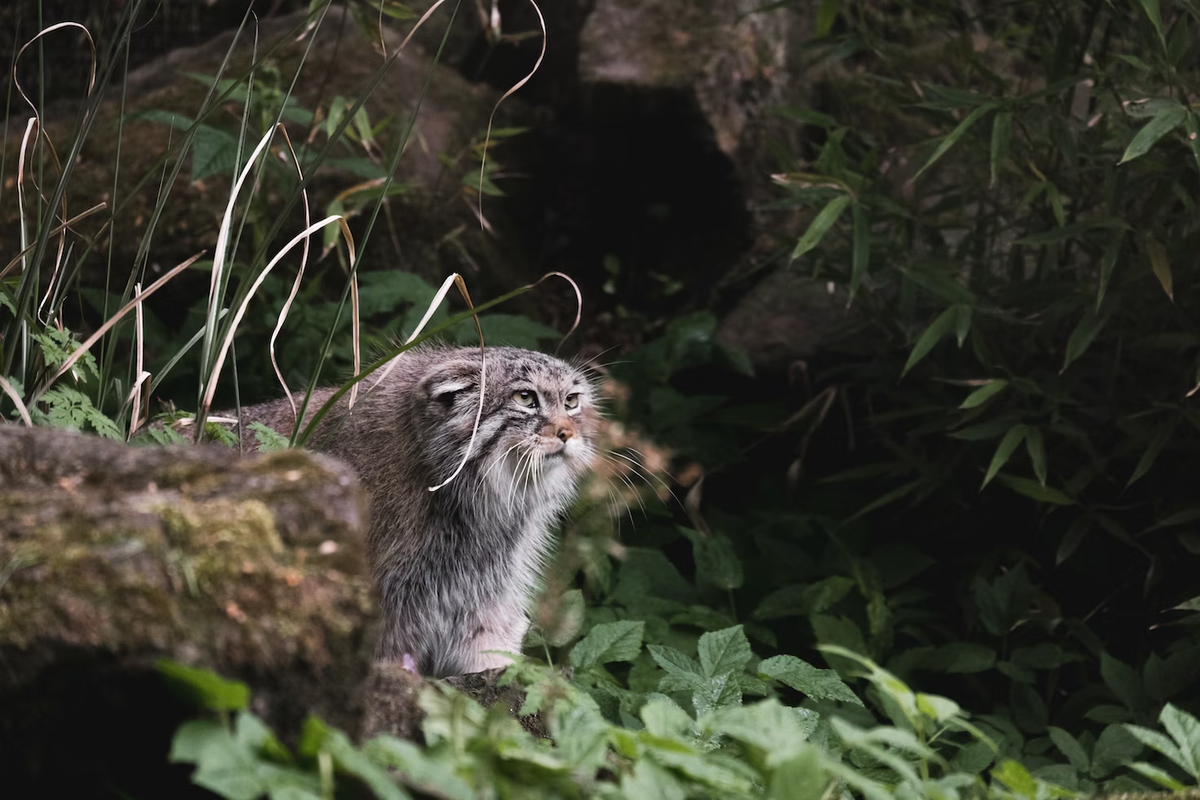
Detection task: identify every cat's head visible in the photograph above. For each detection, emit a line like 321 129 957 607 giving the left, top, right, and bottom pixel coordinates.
417 346 598 499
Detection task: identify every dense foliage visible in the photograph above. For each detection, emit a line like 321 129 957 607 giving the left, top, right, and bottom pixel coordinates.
5 0 1200 797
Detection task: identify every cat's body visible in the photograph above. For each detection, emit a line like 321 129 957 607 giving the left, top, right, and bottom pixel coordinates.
235 345 597 677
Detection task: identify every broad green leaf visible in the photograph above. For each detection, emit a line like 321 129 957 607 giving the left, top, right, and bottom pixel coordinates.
1062 308 1109 372
170 720 265 800
1127 761 1187 791
1025 427 1048 487
960 379 1008 409
982 424 1028 488
902 305 961 376
1127 417 1179 487
791 194 851 260
1159 703 1200 778
1167 13 1189 65
996 474 1075 505
815 0 841 37
301 717 410 800
759 655 863 705
1124 724 1187 775
569 620 645 668
683 529 744 590
1119 103 1184 164
914 103 998 181
450 314 562 349
753 576 856 620
992 759 1038 794
1096 232 1124 311
158 660 250 711
621 758 687 800
1146 236 1173 301
1047 726 1090 773
990 109 1013 187
1090 724 1144 778
1101 652 1148 713
698 626 753 678
849 202 870 302
769 747 828 800
1136 0 1165 44
649 645 704 679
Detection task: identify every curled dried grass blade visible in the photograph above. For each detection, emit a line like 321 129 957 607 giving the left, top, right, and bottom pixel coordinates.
0 203 107 281
31 252 205 403
526 271 582 352
0 376 33 427
126 283 149 437
428 274 485 492
198 215 350 428
268 126 314 424
476 0 546 227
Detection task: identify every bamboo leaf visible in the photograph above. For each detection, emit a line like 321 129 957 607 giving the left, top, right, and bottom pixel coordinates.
990 109 1013 187
1025 427 1048 487
1146 236 1173 301
1128 417 1180 487
983 425 1028 489
1119 103 1185 164
1062 309 1109 372
849 203 870 302
815 0 841 37
996 474 1075 506
791 195 851 261
960 379 1009 409
1136 0 1165 45
902 306 960 377
954 305 972 347
914 103 997 181
1096 233 1124 311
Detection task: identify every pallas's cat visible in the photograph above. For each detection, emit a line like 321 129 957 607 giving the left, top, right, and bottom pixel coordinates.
236 345 597 677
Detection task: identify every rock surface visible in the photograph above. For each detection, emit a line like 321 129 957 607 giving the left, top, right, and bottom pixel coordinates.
0 425 376 791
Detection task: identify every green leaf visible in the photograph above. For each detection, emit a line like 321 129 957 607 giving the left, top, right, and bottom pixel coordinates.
1119 103 1185 164
299 717 410 800
990 109 1013 187
960 379 1008 409
158 660 250 711
1062 308 1109 372
1102 652 1149 713
954 304 972 347
1136 0 1165 44
849 202 870 302
191 124 242 182
1127 761 1187 792
996 474 1075 505
759 655 863 705
992 759 1038 795
649 645 704 682
1159 703 1200 778
914 103 997 181
1090 724 1143 778
1025 427 1048 487
815 0 841 37
450 314 562 349
621 758 688 800
1096 232 1124 311
902 305 961 376
1047 726 1090 773
1146 235 1173 301
752 576 856 620
790 195 851 261
982 424 1028 489
249 422 288 453
569 620 645 668
698 626 753 678
682 528 744 591
1128 417 1179 487
1124 725 1187 776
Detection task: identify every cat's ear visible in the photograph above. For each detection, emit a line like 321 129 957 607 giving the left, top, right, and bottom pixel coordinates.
420 360 480 406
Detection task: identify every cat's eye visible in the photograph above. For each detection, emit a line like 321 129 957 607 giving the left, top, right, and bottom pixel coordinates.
512 390 538 408
564 393 580 411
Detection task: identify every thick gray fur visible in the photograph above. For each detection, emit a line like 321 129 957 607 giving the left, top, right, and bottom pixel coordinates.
235 344 597 677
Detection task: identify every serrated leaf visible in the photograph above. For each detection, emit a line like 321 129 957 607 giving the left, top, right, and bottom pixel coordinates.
1159 703 1200 778
684 529 744 591
791 195 851 260
902 305 961 376
914 103 997 180
960 379 1008 409
1119 103 1184 164
649 644 704 679
1124 724 1187 774
698 626 753 678
569 620 645 668
759 655 862 705
1091 724 1144 778
621 758 688 800
1047 726 1090 772
1101 652 1148 713
752 576 856 620
982 424 1028 488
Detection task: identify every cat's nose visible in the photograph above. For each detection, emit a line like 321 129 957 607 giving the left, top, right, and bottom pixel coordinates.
557 419 575 442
